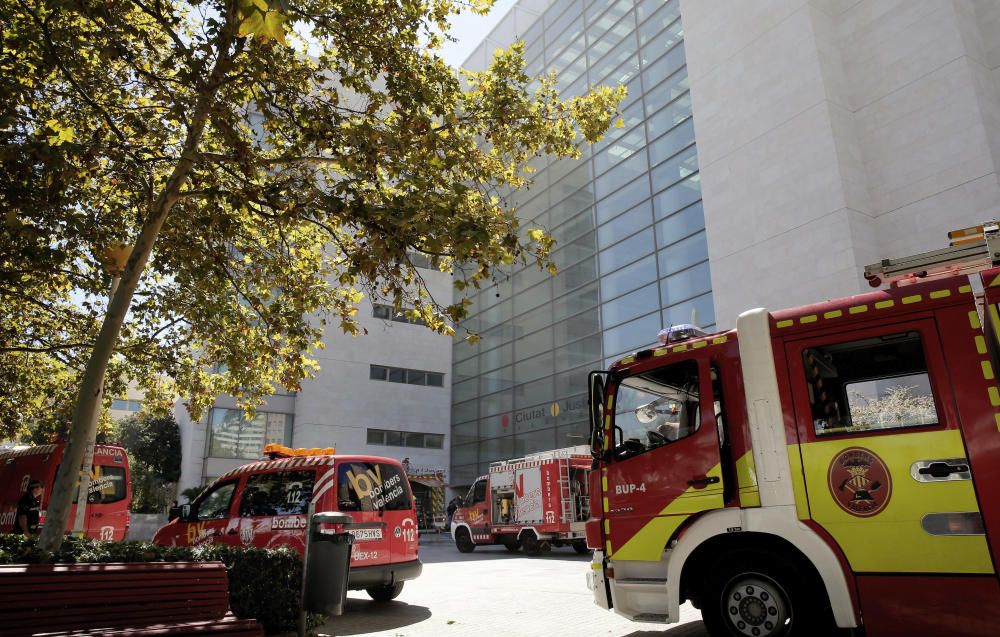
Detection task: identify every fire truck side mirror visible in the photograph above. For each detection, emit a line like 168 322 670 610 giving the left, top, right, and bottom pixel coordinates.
589 372 608 461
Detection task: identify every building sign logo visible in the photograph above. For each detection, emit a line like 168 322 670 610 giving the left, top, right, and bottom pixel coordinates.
828 447 892 517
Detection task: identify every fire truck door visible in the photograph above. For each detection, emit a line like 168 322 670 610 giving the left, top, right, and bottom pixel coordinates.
603 357 725 561
787 320 995 579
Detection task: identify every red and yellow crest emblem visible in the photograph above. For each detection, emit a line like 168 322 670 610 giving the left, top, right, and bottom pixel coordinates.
827 447 892 517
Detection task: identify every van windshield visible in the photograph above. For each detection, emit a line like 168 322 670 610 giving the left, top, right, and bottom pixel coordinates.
337 462 411 512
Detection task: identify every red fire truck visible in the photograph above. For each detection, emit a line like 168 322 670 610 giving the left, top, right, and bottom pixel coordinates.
0 443 131 540
451 446 591 555
585 222 1000 637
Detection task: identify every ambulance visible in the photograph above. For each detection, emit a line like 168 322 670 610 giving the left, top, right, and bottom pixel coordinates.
585 223 1000 636
0 443 131 540
451 446 591 555
152 445 421 602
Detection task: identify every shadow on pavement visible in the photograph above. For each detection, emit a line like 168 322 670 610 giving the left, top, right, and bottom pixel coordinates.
623 621 710 637
419 541 592 565
317 598 432 636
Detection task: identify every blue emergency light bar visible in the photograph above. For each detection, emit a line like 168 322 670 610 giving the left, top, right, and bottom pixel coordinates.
657 324 708 345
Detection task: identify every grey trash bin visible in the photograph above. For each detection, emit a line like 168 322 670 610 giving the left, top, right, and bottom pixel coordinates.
304 511 354 616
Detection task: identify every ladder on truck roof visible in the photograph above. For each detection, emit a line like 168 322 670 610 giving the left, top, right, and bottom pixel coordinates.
488 445 590 471
864 221 1000 287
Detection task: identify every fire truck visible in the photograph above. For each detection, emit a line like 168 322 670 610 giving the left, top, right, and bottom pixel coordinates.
451 446 591 555
585 222 1000 637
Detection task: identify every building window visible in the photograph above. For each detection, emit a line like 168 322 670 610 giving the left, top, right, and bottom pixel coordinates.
373 303 426 326
367 428 445 449
208 408 294 459
369 365 444 387
111 399 142 412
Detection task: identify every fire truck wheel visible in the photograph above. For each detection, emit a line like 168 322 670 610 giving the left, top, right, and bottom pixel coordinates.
700 553 825 637
572 541 590 554
521 531 541 556
366 582 404 602
502 537 521 552
455 528 476 553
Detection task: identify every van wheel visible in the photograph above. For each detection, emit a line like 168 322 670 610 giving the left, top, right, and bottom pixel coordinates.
455 528 476 553
572 541 590 554
700 552 828 637
521 531 541 556
366 582 404 602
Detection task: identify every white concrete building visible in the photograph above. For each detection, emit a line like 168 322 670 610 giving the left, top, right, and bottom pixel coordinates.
682 0 1000 327
176 265 454 525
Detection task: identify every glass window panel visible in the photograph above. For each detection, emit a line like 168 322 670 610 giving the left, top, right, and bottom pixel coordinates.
427 373 444 387
661 261 712 304
516 192 550 222
513 280 552 316
481 390 513 417
425 434 444 449
514 263 550 295
479 323 514 351
596 175 651 226
651 144 698 191
550 161 592 200
240 470 316 517
587 0 631 33
266 413 292 447
452 399 478 425
552 207 596 246
547 16 584 61
640 19 684 66
599 230 655 273
555 365 595 399
475 299 512 332
454 357 477 383
367 429 384 444
553 281 600 322
644 67 689 118
638 0 681 41
658 231 708 275
451 443 478 467
587 9 634 64
663 292 715 328
590 44 635 87
551 35 587 73
555 334 602 371
656 202 705 248
637 0 670 22
407 370 426 385
601 254 657 299
550 191 593 227
642 41 686 87
208 408 242 459
515 427 557 456
556 421 589 448
237 413 266 459
602 282 660 327
596 53 641 89
480 343 513 372
556 52 588 91
525 39 544 70
483 437 517 464
553 229 597 267
598 200 653 249
453 421 478 446
515 376 555 410
603 311 660 355
516 327 553 358
480 365 514 394
593 125 646 177
513 304 552 338
653 173 702 220
553 309 601 348
453 337 478 362
595 100 645 151
515 351 553 384
453 378 478 403
112 399 128 410
646 93 694 145
369 365 387 380
388 367 406 383
554 255 598 296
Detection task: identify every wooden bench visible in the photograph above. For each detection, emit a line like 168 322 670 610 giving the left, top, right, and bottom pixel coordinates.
0 561 263 636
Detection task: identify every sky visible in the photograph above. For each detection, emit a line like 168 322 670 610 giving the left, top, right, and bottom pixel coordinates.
437 0 520 69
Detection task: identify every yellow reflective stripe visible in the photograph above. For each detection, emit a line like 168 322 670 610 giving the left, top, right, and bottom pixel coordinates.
970 311 982 329
692 340 707 349
603 497 609 512
930 289 951 299
776 319 794 328
824 310 843 319
983 360 995 381
604 519 610 534
672 344 688 352
602 476 608 491
991 275 1000 288
800 315 818 324
995 414 1000 432
875 300 895 309
654 348 669 357
618 356 635 365
959 284 973 294
606 540 612 555
976 335 988 355
849 305 869 314
902 294 922 304
989 387 1000 407
712 336 728 345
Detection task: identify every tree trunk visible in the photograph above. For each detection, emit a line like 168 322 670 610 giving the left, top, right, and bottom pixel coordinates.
37 14 237 557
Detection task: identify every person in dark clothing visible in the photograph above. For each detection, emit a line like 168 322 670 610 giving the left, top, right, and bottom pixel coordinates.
15 479 43 535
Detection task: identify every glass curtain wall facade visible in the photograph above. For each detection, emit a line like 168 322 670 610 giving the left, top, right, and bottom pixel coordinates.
451 0 712 484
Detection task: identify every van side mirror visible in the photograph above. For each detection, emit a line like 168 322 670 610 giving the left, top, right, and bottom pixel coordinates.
589 372 609 461
180 504 192 521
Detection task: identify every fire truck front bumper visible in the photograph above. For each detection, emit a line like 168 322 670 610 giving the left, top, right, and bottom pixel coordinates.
586 550 612 610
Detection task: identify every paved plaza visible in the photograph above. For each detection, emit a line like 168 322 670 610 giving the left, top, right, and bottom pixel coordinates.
320 534 707 637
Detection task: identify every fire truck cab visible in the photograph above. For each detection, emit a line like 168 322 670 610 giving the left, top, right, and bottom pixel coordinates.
451 446 591 555
586 223 1000 636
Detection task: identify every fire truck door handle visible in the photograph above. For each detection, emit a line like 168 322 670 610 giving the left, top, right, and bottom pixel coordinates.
915 460 970 480
687 476 720 488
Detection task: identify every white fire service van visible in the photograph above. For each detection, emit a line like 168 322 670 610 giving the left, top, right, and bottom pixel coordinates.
586 222 1000 637
451 446 591 555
